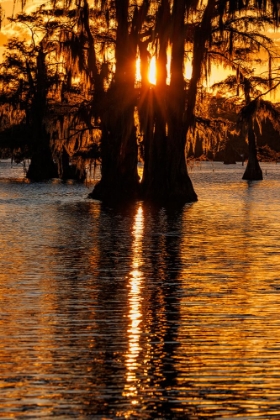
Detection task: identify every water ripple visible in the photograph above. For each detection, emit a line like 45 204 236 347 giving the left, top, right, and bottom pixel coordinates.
1 161 280 418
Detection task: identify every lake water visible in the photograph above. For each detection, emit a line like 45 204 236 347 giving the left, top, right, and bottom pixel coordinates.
1 160 280 419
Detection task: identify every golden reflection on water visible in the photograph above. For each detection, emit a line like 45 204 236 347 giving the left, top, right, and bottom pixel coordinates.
170 175 280 418
2 163 280 418
123 204 144 405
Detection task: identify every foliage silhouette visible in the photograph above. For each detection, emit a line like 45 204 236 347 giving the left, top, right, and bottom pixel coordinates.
1 0 280 201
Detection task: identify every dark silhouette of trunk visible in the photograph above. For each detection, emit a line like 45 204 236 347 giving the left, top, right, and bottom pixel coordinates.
185 0 216 130
90 86 139 202
242 79 263 180
142 0 168 199
57 147 86 182
166 0 197 203
57 146 71 180
223 141 237 164
140 0 169 201
141 0 197 204
138 38 152 181
242 116 263 180
81 0 104 109
90 1 147 203
26 45 57 180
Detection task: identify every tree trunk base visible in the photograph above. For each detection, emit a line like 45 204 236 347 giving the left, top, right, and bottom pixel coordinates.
89 177 140 204
26 152 58 181
242 160 263 181
167 184 198 206
142 175 198 206
89 168 198 207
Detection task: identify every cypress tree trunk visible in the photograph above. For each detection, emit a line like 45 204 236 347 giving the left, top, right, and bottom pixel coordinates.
141 0 170 202
141 0 197 205
185 0 216 129
90 1 140 203
165 0 197 204
90 87 139 202
141 85 168 202
57 146 70 180
26 46 57 181
242 117 263 180
26 135 57 181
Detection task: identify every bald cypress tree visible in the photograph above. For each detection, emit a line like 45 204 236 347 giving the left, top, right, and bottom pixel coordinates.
90 1 150 202
26 41 58 180
2 0 280 198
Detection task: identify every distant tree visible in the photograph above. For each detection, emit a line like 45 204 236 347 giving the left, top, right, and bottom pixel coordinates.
0 9 64 179
0 0 102 180
209 3 280 179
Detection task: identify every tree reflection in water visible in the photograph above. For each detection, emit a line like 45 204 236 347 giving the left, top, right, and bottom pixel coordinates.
2 162 280 418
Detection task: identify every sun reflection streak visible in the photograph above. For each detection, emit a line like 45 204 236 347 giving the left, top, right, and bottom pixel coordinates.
123 205 144 404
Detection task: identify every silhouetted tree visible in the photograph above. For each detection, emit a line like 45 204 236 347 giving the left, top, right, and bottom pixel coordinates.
1 0 280 201
90 0 151 202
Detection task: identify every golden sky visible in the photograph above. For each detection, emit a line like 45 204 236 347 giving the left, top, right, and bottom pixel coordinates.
0 0 235 84
1 0 280 95
0 0 20 58
0 0 43 58
0 0 13 55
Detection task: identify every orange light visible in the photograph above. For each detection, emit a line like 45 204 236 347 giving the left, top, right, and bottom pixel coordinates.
135 56 141 82
148 56 156 85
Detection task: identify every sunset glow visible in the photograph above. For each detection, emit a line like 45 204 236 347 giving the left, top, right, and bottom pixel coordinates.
166 43 171 84
184 60 192 80
135 56 141 82
148 56 156 85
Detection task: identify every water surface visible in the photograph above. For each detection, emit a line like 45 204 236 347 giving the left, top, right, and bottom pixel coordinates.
1 160 280 419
